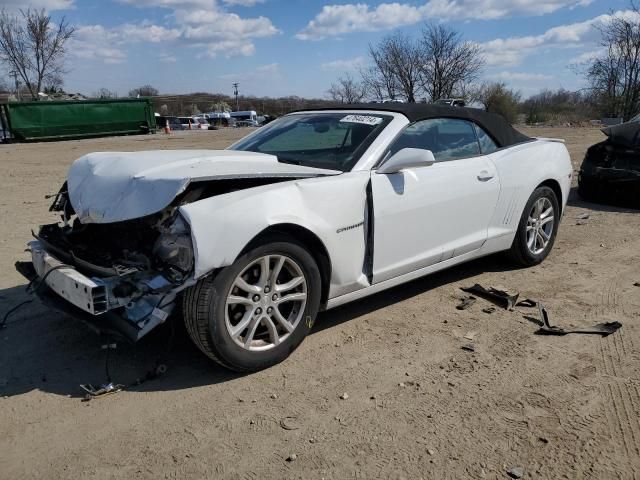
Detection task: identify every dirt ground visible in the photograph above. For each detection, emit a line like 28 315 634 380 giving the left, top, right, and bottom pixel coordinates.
1 126 639 480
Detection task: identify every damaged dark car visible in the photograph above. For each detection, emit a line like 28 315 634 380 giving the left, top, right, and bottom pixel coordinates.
578 117 640 207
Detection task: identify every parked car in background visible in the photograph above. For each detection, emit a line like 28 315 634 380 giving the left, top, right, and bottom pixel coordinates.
579 115 640 207
192 117 210 130
236 120 259 128
17 103 572 372
156 116 183 131
435 98 466 107
230 110 259 125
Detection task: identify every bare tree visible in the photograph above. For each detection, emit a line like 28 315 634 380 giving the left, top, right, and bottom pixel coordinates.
0 8 74 100
367 32 423 102
419 24 484 102
327 74 366 104
128 84 159 97
210 101 232 112
587 4 640 120
93 87 117 99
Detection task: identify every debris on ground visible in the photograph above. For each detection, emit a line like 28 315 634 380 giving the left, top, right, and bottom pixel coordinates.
516 299 538 308
79 382 124 399
463 331 477 340
340 392 349 400
535 303 622 337
279 417 301 431
461 344 476 352
461 284 519 310
576 212 591 224
507 466 524 478
456 295 477 310
286 453 297 462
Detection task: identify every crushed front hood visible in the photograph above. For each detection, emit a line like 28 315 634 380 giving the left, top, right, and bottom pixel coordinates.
67 150 341 224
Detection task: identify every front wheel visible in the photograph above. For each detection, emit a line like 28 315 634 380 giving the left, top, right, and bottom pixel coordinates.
183 239 321 372
508 186 560 267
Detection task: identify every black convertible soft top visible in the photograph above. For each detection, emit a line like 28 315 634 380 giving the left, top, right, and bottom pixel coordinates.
299 103 532 149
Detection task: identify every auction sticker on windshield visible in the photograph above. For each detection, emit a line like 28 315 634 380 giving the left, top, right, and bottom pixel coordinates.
340 115 383 126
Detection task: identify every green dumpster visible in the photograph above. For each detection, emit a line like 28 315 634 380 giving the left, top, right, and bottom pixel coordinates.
0 98 156 142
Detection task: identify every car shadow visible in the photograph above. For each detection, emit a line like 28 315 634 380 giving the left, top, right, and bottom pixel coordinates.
0 254 512 399
567 186 640 213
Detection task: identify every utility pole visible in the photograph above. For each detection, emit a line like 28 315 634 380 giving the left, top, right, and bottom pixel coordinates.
233 82 239 111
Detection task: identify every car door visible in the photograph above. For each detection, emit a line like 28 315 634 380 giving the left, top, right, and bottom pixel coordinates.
371 118 501 284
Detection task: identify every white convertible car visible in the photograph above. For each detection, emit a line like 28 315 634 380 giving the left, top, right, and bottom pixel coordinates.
16 104 572 371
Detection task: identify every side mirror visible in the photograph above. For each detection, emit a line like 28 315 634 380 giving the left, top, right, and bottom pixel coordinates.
376 148 436 174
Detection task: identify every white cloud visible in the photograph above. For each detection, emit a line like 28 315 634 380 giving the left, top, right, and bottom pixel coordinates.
119 24 181 43
569 48 606 64
422 0 593 21
320 56 366 72
114 0 279 57
68 23 181 64
158 53 177 63
222 0 265 6
0 0 74 11
297 0 593 40
297 3 422 40
70 25 126 64
480 10 640 67
488 71 554 82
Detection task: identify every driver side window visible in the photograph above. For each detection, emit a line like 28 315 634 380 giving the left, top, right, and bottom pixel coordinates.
389 118 481 161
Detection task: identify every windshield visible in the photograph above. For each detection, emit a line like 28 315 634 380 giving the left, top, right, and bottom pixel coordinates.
229 112 392 171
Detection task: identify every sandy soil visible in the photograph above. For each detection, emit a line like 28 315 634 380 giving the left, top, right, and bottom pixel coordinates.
1 127 639 480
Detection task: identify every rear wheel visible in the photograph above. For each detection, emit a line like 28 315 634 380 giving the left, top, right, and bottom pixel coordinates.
508 186 560 267
183 239 321 372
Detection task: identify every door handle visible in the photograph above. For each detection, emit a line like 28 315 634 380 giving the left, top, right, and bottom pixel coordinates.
477 170 494 182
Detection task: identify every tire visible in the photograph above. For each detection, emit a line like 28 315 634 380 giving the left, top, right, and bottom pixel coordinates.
508 186 560 267
183 238 321 372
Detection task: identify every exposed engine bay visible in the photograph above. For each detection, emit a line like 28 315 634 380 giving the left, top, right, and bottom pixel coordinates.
27 176 296 341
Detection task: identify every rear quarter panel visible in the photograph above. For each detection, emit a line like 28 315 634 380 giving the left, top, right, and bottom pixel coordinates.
482 140 572 252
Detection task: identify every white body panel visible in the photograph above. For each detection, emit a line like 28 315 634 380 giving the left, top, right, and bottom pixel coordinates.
67 150 339 223
328 139 572 308
180 171 372 297
371 154 500 283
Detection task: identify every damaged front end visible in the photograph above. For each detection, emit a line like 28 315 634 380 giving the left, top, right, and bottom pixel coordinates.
16 184 196 342
578 127 640 207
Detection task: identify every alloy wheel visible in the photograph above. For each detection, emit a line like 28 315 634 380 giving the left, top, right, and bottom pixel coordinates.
225 255 308 351
526 197 555 255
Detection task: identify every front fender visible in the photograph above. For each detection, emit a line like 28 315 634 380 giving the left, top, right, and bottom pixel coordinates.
180 171 372 298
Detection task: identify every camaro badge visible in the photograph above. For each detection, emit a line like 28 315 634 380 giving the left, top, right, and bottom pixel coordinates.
337 221 364 234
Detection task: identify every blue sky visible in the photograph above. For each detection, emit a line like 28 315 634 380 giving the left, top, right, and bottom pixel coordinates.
1 0 632 98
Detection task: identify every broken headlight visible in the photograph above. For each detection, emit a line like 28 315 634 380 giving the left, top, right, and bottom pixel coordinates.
153 233 194 273
153 213 194 276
